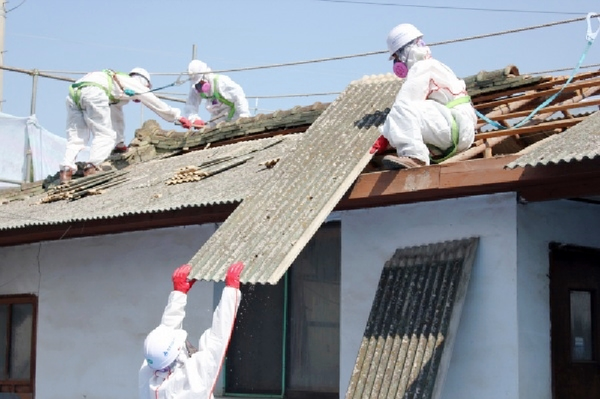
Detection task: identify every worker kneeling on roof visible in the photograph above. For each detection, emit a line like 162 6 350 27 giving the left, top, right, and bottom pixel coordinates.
179 60 251 129
139 262 244 399
59 67 189 184
371 23 477 169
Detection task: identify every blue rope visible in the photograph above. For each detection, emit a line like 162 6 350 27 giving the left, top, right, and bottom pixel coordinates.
124 73 190 97
476 39 594 130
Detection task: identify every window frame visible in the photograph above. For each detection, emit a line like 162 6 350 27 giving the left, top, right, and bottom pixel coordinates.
0 294 38 397
224 221 341 398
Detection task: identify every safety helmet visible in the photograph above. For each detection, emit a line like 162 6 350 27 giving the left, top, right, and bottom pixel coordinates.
187 60 211 84
386 23 423 60
143 325 188 370
129 67 152 89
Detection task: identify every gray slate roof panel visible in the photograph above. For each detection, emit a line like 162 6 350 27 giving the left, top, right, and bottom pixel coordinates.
346 238 479 399
0 135 301 230
507 109 600 168
188 73 402 284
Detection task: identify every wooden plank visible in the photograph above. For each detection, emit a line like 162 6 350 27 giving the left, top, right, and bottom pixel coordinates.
475 116 587 140
475 77 600 111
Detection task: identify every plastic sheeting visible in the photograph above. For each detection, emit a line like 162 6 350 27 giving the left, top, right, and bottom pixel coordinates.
0 112 88 187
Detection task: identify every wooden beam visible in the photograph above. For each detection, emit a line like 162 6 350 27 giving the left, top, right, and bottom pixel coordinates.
337 156 600 210
475 116 587 140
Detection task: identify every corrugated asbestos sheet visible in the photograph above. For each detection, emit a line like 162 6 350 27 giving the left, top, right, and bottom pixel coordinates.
0 135 300 230
506 110 600 169
188 73 402 284
346 237 479 399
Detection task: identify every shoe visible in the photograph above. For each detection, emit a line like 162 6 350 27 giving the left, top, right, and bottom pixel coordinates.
381 155 426 170
83 163 100 177
113 142 128 153
59 168 73 184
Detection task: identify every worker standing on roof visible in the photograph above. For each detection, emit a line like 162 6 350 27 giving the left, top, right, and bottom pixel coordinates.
370 23 477 169
139 262 244 399
179 60 251 129
59 68 190 183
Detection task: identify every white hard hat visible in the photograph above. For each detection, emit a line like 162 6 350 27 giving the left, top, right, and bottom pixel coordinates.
143 325 187 370
386 23 423 59
187 60 211 84
129 67 152 88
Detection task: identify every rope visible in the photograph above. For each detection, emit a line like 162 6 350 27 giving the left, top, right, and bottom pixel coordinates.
476 12 599 130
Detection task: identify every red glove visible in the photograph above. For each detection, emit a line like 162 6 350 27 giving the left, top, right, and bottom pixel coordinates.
172 264 196 294
191 119 205 129
178 117 192 129
370 135 390 154
225 262 245 289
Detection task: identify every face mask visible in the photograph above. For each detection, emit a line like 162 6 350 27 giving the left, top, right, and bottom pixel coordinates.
391 38 429 78
194 80 211 94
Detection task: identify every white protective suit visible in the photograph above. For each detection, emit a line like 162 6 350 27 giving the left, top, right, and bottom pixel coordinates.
183 71 250 128
381 45 476 165
61 70 181 171
138 287 241 399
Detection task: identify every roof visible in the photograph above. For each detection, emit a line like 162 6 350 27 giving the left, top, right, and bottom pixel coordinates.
507 110 600 169
0 65 599 249
346 237 478 399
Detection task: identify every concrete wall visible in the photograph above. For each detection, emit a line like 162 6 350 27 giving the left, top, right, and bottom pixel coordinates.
517 199 600 398
340 192 520 399
0 224 217 399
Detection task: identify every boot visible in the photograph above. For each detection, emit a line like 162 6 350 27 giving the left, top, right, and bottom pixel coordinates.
112 142 128 153
382 155 426 170
83 163 100 177
59 168 73 184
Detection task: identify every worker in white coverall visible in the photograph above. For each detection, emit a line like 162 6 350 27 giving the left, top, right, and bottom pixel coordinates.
370 23 477 169
59 68 189 183
139 262 244 399
179 60 251 129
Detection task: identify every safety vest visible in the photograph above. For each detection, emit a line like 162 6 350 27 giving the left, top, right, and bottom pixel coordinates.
199 75 236 120
68 69 128 109
427 95 472 164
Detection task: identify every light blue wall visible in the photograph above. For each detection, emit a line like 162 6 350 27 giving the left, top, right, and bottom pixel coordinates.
340 192 520 399
517 199 600 398
0 224 217 399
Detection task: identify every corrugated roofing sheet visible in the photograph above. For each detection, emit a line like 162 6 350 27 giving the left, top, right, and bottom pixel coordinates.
346 237 479 399
507 110 600 169
0 135 300 230
188 73 402 284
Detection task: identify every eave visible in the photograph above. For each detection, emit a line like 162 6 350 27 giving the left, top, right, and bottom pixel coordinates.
2 155 599 247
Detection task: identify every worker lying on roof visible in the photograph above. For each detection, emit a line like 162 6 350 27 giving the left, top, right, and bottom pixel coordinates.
371 23 477 169
139 262 243 399
179 60 251 129
59 68 189 184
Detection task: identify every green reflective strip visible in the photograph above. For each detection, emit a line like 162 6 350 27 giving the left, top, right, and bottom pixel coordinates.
428 96 470 163
445 95 471 109
69 69 122 107
200 75 236 120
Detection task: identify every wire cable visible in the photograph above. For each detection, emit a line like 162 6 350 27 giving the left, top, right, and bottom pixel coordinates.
313 0 588 15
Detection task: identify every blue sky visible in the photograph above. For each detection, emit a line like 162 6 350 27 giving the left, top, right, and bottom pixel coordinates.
2 0 599 145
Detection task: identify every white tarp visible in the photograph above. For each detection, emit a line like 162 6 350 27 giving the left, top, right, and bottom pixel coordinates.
0 112 88 187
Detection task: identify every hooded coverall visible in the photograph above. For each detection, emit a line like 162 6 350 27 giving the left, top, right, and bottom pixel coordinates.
138 287 241 399
61 70 182 171
183 73 250 128
381 56 477 164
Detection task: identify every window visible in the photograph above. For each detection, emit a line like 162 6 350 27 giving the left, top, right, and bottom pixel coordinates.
225 222 340 398
0 295 37 398
550 244 600 399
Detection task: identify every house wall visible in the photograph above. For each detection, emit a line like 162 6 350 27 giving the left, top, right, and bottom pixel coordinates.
0 224 218 399
516 199 600 399
340 192 520 399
